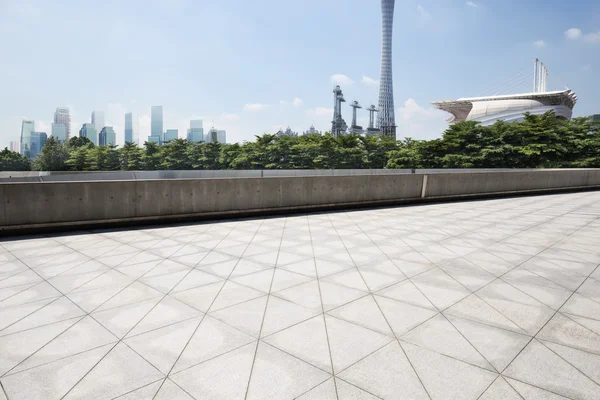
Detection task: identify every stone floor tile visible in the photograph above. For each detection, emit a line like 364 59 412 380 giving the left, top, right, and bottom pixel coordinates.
319 281 367 312
126 295 203 337
0 344 113 400
278 258 318 278
0 281 61 309
95 281 162 311
170 342 255 400
230 269 274 293
445 294 527 334
327 295 393 336
374 295 438 336
403 342 498 400
210 296 267 337
210 281 265 311
12 316 117 373
264 315 332 372
295 378 337 399
272 280 322 312
439 258 497 291
113 380 163 399
0 317 80 375
171 316 255 373
412 268 472 310
445 314 531 372
479 377 522 400
230 259 272 278
338 341 428 400
170 281 224 312
503 340 600 400
92 298 161 338
1 296 85 335
170 269 222 293
504 377 571 399
375 279 436 310
154 379 194 399
401 314 494 370
62 342 164 400
537 313 600 355
325 315 393 373
261 295 320 337
246 342 331 400
542 340 600 385
322 268 369 292
125 318 200 374
560 293 600 320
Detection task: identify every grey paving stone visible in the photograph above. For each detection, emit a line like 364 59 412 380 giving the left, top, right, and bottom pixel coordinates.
402 342 498 400
245 342 331 400
479 377 522 400
504 340 600 400
338 341 428 399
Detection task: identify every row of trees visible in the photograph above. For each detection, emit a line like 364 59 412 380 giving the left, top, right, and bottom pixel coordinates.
2 112 599 171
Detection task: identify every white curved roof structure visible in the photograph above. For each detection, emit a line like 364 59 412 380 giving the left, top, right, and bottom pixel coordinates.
432 60 577 126
432 90 577 125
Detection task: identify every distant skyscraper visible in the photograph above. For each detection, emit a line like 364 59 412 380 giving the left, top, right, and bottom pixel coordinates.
20 120 35 158
99 126 116 146
164 129 178 142
54 107 71 140
124 112 135 144
377 0 396 138
30 132 47 159
91 111 105 133
9 141 19 153
79 123 98 145
51 123 67 142
275 127 298 137
205 128 226 144
187 120 204 142
590 114 600 122
148 135 161 144
151 106 163 143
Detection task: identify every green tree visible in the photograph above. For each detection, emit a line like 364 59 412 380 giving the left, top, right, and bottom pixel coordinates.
142 141 162 170
119 142 143 170
32 137 69 171
0 148 31 171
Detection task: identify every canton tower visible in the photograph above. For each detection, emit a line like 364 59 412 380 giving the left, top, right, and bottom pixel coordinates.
377 0 396 138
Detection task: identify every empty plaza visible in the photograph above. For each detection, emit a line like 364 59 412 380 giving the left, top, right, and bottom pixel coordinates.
1 191 600 399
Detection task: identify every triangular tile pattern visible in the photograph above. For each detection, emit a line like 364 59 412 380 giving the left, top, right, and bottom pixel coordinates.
3 192 600 399
245 342 331 400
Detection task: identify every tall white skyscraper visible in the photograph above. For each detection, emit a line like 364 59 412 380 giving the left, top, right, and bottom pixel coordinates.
9 141 19 153
124 112 139 144
91 111 105 133
151 106 163 143
54 107 71 140
79 123 98 145
20 120 35 158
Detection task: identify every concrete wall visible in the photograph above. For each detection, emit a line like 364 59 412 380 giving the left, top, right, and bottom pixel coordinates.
2 170 600 234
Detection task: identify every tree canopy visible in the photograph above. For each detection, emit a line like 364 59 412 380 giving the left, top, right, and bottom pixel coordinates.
1 111 599 172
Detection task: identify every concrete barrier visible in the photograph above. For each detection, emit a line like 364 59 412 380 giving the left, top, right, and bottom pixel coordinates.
2 170 600 234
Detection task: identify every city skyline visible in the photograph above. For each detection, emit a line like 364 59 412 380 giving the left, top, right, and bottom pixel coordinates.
1 0 599 150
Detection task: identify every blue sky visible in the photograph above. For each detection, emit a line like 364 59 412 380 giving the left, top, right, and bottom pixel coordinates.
1 0 599 149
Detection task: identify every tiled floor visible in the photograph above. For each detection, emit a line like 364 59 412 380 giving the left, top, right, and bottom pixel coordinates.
1 191 600 400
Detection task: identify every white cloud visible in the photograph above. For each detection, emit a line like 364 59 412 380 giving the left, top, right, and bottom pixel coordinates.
361 75 379 86
417 5 431 19
395 98 449 140
466 1 478 7
292 97 304 106
582 64 592 71
306 107 334 117
565 28 582 40
243 103 270 111
330 74 354 86
279 100 287 105
565 28 600 43
583 31 600 43
533 40 546 48
221 112 240 120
